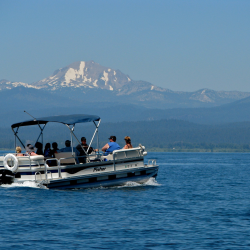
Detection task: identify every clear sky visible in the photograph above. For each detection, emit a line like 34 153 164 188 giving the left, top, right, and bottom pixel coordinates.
0 0 250 92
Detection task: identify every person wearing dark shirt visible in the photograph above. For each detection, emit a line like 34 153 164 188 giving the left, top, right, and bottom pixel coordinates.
76 137 93 163
51 142 59 157
35 142 43 155
44 143 53 158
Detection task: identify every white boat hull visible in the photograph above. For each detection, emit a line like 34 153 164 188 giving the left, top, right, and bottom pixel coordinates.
1 149 158 189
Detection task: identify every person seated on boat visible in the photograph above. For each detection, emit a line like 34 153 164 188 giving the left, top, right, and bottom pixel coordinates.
44 143 53 158
76 137 93 163
49 142 60 166
35 142 43 155
102 136 121 156
59 140 76 153
26 144 38 156
51 142 60 157
16 146 24 156
123 136 133 149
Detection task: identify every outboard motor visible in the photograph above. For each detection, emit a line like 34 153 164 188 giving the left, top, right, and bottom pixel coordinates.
0 169 15 185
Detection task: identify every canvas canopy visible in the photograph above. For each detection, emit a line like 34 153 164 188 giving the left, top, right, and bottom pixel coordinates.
11 114 100 129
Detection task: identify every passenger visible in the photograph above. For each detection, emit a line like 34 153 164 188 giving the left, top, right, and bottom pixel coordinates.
44 143 53 158
102 136 121 156
51 142 59 157
35 142 43 155
26 144 38 156
59 140 76 152
16 146 24 156
123 136 133 149
76 137 93 163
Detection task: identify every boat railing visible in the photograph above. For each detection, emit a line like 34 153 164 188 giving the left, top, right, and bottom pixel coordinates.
44 158 61 180
35 170 53 181
35 171 43 181
112 147 146 171
112 147 144 161
147 159 156 167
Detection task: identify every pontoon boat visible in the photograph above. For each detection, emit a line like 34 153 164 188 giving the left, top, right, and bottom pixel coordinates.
0 114 158 189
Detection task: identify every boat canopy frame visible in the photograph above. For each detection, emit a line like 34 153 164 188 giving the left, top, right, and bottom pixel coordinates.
11 114 101 157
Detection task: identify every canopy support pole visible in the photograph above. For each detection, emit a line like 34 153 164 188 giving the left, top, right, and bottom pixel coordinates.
35 124 46 146
12 127 25 149
65 124 89 161
70 125 75 156
92 119 101 154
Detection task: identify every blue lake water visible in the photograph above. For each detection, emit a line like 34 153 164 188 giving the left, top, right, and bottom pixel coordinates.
1 152 250 249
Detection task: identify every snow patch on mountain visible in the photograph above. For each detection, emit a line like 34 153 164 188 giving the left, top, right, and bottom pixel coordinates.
93 80 98 87
101 71 109 86
0 80 42 90
65 61 86 84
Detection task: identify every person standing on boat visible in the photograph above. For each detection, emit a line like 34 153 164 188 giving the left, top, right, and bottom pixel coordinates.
102 136 121 155
76 137 93 163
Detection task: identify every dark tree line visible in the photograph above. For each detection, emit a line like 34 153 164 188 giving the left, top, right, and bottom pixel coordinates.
1 119 250 151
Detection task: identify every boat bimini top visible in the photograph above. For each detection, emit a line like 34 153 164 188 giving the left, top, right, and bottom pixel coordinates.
11 114 101 156
11 114 100 128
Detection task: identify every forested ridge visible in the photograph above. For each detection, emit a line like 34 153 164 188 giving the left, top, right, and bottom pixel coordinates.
1 119 250 152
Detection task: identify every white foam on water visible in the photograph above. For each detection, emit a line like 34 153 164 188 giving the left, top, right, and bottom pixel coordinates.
145 177 162 186
79 178 161 190
1 181 47 189
119 181 141 188
117 178 161 189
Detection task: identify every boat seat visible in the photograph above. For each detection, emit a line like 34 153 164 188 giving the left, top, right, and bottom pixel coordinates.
0 155 45 168
101 154 113 161
55 152 76 165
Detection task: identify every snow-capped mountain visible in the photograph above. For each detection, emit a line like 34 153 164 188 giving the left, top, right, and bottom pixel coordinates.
33 61 170 96
1 60 250 108
34 61 131 91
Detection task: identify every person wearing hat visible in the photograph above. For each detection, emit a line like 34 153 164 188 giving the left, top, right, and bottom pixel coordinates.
76 137 93 163
59 140 76 152
102 136 121 156
26 144 38 156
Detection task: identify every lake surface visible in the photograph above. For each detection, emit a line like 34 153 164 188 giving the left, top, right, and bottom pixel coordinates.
1 152 250 249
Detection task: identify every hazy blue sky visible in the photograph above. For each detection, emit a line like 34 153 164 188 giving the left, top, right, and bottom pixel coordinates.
0 0 249 92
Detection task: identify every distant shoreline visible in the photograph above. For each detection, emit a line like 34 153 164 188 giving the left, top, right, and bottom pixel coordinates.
1 148 250 153
148 148 250 153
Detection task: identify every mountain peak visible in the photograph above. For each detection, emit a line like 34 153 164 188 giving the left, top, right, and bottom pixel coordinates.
33 60 136 92
1 61 250 109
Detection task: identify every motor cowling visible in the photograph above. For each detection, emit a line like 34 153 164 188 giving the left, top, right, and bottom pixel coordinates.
0 169 15 185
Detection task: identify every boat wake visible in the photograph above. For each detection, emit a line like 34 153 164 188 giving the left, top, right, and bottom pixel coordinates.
1 178 160 190
1 181 47 189
90 177 161 190
120 177 161 188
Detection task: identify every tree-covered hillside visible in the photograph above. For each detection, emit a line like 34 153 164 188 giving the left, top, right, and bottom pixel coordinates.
1 119 250 152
